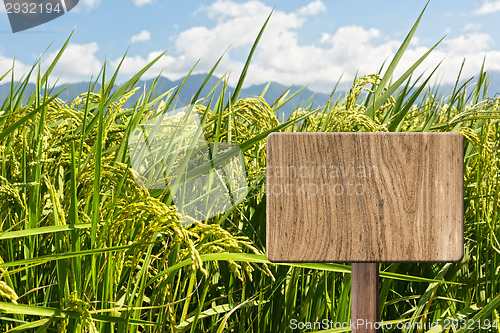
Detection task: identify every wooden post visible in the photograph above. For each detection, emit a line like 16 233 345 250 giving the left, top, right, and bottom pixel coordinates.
351 263 379 332
266 133 463 331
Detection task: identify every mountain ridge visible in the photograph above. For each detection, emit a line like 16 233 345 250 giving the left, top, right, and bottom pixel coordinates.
1 71 499 119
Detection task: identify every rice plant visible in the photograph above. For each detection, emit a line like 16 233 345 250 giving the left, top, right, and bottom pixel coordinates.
0 6 499 333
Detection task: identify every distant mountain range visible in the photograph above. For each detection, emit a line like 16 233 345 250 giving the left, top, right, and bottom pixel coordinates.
0 74 336 119
1 71 499 119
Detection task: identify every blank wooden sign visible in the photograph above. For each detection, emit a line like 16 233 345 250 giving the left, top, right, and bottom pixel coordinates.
266 132 463 263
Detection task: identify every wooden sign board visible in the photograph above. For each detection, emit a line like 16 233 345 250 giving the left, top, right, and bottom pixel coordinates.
266 133 463 263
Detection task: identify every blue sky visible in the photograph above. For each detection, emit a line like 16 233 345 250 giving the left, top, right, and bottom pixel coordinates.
1 0 499 93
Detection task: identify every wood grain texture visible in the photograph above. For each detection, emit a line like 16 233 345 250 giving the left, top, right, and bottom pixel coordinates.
266 133 464 262
351 263 379 332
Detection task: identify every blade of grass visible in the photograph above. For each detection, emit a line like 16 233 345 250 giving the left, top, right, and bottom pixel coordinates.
230 10 273 105
367 0 431 117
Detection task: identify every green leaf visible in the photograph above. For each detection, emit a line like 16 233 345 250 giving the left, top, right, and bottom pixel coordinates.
367 0 434 117
0 224 91 240
231 10 273 105
146 253 461 288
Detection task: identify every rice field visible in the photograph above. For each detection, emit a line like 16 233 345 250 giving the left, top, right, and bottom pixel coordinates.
0 8 499 333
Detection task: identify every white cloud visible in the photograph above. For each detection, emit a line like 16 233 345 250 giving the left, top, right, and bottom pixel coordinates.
473 1 500 15
132 0 155 6
5 0 500 93
0 54 31 82
463 23 481 32
131 30 151 43
445 33 492 55
172 0 325 84
165 0 400 91
205 0 271 21
97 0 500 93
179 0 500 92
298 0 326 16
384 32 500 87
70 0 101 12
42 43 102 84
111 52 181 79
